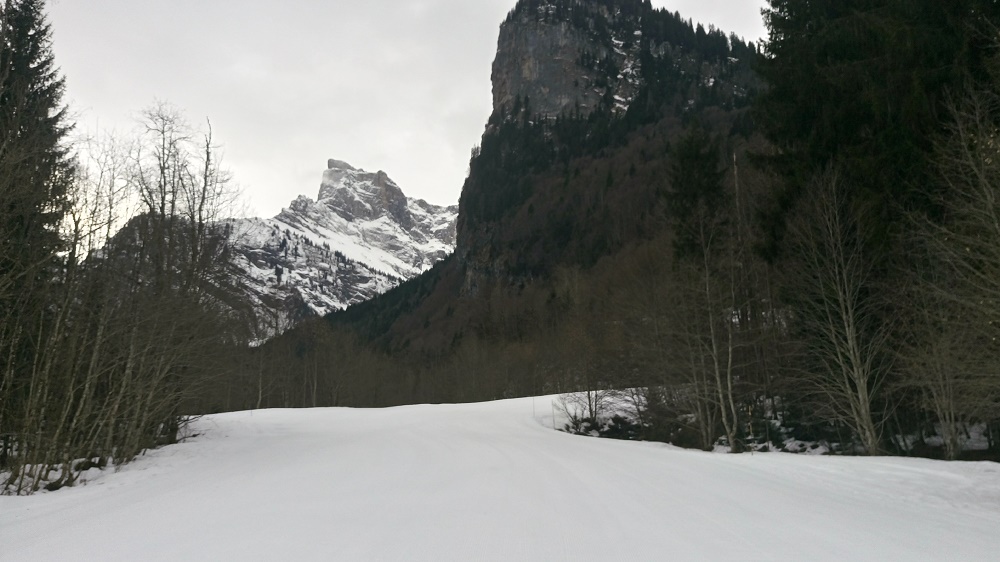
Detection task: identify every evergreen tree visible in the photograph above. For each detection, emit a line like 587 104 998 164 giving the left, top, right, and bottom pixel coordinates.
666 127 724 259
755 0 1000 452
0 0 72 287
754 0 1000 257
0 0 72 355
0 0 73 487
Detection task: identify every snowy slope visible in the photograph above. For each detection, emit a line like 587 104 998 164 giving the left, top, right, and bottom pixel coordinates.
2 396 999 561
227 159 457 333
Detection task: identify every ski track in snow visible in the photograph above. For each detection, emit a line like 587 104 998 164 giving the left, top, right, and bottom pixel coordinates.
2 396 999 561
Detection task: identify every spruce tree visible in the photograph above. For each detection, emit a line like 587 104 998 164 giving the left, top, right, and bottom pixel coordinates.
0 0 72 294
754 0 1000 257
666 127 724 259
0 0 72 470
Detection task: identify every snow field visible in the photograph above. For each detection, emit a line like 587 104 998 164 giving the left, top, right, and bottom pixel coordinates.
2 396 998 561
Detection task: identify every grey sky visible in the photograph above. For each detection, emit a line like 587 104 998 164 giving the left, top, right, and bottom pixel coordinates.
48 0 767 217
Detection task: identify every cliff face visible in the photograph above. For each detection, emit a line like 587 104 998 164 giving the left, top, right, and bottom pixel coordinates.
493 19 601 118
460 1 647 295
314 159 457 253
320 160 411 231
491 1 646 120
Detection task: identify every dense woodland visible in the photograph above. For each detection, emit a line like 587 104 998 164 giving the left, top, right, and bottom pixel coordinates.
3 0 1000 494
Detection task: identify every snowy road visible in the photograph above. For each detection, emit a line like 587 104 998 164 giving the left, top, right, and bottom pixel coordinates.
2 397 999 561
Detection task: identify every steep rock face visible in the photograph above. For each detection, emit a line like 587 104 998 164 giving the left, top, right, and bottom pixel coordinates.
461 1 648 296
311 159 457 257
492 1 643 119
228 160 457 335
493 19 600 117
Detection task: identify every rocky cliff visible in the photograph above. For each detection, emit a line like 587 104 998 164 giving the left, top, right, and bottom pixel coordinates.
228 160 457 335
492 0 645 119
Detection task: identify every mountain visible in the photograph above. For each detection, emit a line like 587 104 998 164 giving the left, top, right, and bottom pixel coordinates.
227 159 457 334
114 0 1000 466
315 0 758 346
456 0 758 294
247 0 761 408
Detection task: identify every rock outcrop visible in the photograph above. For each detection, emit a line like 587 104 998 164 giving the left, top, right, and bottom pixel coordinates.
491 1 643 119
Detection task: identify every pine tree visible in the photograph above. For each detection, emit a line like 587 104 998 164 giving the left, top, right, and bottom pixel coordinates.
0 0 72 476
754 0 1000 257
666 127 724 259
0 0 72 297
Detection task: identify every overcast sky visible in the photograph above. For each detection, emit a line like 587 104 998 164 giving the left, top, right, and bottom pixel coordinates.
47 0 767 217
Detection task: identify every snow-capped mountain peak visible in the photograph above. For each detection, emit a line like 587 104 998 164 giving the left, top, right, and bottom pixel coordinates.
228 159 457 335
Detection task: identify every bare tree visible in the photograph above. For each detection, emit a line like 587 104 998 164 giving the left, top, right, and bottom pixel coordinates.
895 280 994 459
897 84 1000 455
2 101 253 494
784 169 891 455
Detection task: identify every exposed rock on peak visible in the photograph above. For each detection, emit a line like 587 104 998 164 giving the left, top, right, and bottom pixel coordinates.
319 160 411 227
327 158 357 171
492 19 597 118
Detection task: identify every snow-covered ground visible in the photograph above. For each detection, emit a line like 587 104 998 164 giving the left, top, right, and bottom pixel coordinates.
2 396 999 561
